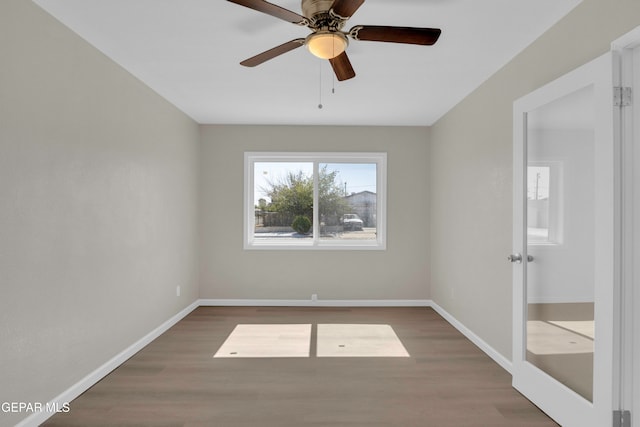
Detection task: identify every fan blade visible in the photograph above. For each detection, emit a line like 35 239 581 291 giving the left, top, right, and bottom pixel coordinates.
330 0 365 18
240 39 305 67
329 51 356 81
227 0 307 24
350 25 441 45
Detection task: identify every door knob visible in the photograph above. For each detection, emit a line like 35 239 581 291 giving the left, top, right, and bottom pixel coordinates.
507 253 534 263
508 253 523 264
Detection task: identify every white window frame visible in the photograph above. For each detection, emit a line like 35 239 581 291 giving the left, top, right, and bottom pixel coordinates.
244 152 387 250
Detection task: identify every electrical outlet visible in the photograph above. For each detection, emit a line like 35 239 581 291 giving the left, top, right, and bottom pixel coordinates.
311 294 318 302
176 286 181 297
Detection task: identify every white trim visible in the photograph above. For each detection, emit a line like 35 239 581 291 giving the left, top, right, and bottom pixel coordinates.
198 298 431 307
429 301 513 374
16 301 200 427
20 298 514 427
611 25 640 51
612 26 640 427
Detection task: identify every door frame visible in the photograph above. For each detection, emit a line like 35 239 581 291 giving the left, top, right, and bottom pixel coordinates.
512 52 616 427
611 25 640 427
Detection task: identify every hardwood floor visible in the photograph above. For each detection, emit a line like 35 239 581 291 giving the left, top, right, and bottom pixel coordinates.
43 307 558 426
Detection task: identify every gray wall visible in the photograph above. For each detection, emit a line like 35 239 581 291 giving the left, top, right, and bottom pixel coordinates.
429 0 640 360
0 2 200 426
199 125 430 301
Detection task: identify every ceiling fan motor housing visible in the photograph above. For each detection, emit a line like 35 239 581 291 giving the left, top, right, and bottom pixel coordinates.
301 0 345 30
301 0 332 18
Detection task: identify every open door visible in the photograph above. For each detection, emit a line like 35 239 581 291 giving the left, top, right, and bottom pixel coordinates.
512 53 616 427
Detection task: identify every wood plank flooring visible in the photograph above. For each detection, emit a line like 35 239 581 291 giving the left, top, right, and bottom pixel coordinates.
43 307 558 427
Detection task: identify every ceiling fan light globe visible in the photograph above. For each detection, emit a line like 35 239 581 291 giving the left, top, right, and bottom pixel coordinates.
306 32 347 59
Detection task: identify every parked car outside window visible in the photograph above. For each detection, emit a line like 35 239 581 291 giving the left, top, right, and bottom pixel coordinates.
342 214 364 231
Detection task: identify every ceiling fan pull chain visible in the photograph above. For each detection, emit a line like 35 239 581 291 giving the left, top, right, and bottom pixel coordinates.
318 60 323 109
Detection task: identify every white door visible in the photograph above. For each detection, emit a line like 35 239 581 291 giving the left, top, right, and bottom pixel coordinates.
512 52 616 427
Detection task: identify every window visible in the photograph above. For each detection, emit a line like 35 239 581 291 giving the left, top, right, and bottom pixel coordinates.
245 152 386 250
527 162 563 245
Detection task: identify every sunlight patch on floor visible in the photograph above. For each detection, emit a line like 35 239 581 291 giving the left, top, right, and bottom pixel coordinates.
527 320 593 355
213 324 311 358
213 324 410 358
547 320 594 339
317 324 410 358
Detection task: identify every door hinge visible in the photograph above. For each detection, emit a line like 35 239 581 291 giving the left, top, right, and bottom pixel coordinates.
613 410 631 427
614 86 632 107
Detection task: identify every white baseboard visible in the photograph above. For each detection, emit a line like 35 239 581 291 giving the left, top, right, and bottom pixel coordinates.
429 301 513 373
17 300 200 427
198 298 432 307
22 298 512 426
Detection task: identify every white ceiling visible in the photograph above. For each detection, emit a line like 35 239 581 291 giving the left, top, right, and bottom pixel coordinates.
33 0 581 126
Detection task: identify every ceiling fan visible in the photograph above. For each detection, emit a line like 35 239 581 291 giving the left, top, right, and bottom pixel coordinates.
228 0 442 81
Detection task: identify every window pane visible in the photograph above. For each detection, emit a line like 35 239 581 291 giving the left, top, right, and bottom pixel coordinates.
527 165 551 242
318 163 377 242
245 152 386 250
254 162 313 243
527 164 563 245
